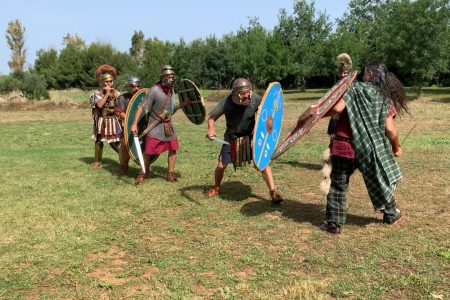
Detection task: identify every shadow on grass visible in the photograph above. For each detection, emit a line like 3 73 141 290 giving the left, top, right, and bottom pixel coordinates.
277 160 322 170
79 156 181 180
431 97 450 104
240 199 380 226
179 181 254 203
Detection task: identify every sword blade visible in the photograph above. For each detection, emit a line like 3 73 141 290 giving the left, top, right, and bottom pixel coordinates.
208 136 230 145
133 135 146 174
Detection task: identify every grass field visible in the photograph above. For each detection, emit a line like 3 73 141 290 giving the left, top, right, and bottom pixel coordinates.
0 88 449 299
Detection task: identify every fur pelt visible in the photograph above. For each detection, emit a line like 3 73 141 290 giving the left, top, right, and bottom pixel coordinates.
95 64 117 80
319 148 332 195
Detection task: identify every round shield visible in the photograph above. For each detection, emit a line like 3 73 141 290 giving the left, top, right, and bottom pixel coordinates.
177 79 206 125
124 88 159 166
252 82 284 171
271 71 357 160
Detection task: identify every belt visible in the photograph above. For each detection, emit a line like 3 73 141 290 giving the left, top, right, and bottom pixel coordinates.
331 134 352 143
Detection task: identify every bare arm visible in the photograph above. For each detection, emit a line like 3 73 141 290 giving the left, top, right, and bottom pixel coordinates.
206 118 216 138
298 98 346 124
385 116 402 157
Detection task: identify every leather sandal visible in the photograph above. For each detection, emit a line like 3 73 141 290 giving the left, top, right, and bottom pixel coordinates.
166 172 178 182
269 190 283 204
207 187 220 197
91 162 102 169
135 172 149 185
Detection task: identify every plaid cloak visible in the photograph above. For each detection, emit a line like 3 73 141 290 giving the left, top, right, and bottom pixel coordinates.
343 82 402 210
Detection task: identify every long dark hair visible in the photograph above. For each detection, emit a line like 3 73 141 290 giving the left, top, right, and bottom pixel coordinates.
364 61 409 115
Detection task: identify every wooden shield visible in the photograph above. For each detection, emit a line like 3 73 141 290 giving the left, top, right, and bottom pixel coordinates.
177 79 206 125
271 71 357 160
252 82 284 171
124 88 159 166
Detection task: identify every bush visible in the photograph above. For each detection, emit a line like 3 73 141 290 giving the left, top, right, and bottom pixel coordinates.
21 72 50 100
0 75 21 95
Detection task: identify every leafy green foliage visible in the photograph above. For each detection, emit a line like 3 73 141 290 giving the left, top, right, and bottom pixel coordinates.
0 75 21 95
21 72 49 100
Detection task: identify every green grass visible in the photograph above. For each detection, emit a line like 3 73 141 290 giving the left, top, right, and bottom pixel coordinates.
0 88 449 299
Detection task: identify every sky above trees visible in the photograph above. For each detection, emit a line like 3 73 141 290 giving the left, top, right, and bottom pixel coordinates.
0 0 350 74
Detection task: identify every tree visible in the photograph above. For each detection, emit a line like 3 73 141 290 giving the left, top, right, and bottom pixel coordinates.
34 48 59 89
5 19 27 75
130 30 145 64
62 33 86 49
374 0 450 93
273 0 333 89
140 38 173 86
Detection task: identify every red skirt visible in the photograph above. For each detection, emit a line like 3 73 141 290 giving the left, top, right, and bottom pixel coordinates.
144 136 179 154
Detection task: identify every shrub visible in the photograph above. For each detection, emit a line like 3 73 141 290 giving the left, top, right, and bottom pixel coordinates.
0 75 21 95
21 72 50 100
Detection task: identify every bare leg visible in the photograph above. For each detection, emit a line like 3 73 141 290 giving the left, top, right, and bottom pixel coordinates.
208 159 227 196
261 166 283 203
167 150 177 181
116 141 130 176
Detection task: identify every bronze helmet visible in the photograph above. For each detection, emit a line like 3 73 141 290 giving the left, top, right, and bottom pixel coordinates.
232 78 252 93
160 65 175 77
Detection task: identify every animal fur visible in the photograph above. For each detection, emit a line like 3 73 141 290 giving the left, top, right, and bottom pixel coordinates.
319 148 332 195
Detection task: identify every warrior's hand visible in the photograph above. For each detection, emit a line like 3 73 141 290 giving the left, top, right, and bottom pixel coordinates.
393 147 402 157
206 129 216 139
131 123 138 135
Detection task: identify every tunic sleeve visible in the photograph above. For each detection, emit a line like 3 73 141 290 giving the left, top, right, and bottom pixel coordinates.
208 98 227 121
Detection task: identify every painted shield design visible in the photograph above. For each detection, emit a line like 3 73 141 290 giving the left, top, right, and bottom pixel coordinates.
271 71 357 160
124 88 159 166
177 79 206 125
252 82 284 171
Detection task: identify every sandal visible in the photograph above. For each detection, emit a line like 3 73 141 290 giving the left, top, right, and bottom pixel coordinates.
135 172 149 185
91 162 102 169
207 186 220 197
167 172 178 182
270 190 283 204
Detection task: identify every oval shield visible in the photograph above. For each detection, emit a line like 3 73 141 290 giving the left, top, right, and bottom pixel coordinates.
124 88 159 166
177 79 206 125
271 71 357 160
252 82 284 171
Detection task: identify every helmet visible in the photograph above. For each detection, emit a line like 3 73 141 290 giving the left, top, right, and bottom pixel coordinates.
232 78 252 93
336 53 353 72
126 76 141 86
231 78 252 105
101 73 114 82
160 65 175 77
95 64 117 81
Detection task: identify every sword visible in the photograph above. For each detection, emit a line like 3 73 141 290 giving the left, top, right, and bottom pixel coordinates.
207 135 230 145
133 134 146 174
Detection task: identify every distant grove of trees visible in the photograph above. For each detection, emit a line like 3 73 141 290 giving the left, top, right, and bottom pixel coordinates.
1 0 449 100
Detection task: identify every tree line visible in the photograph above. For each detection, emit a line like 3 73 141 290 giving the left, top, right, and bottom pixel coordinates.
1 0 449 99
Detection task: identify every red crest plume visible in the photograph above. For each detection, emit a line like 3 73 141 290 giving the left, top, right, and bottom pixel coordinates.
95 64 117 80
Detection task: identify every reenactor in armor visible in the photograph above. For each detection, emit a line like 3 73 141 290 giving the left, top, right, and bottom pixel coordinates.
115 76 141 176
130 65 190 184
206 78 283 204
90 64 121 169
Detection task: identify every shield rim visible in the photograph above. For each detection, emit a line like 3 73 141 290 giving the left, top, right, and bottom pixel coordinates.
124 88 159 165
252 82 284 171
177 78 206 125
271 71 357 160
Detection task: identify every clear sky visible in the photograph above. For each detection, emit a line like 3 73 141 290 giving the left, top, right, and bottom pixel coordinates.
0 0 350 75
